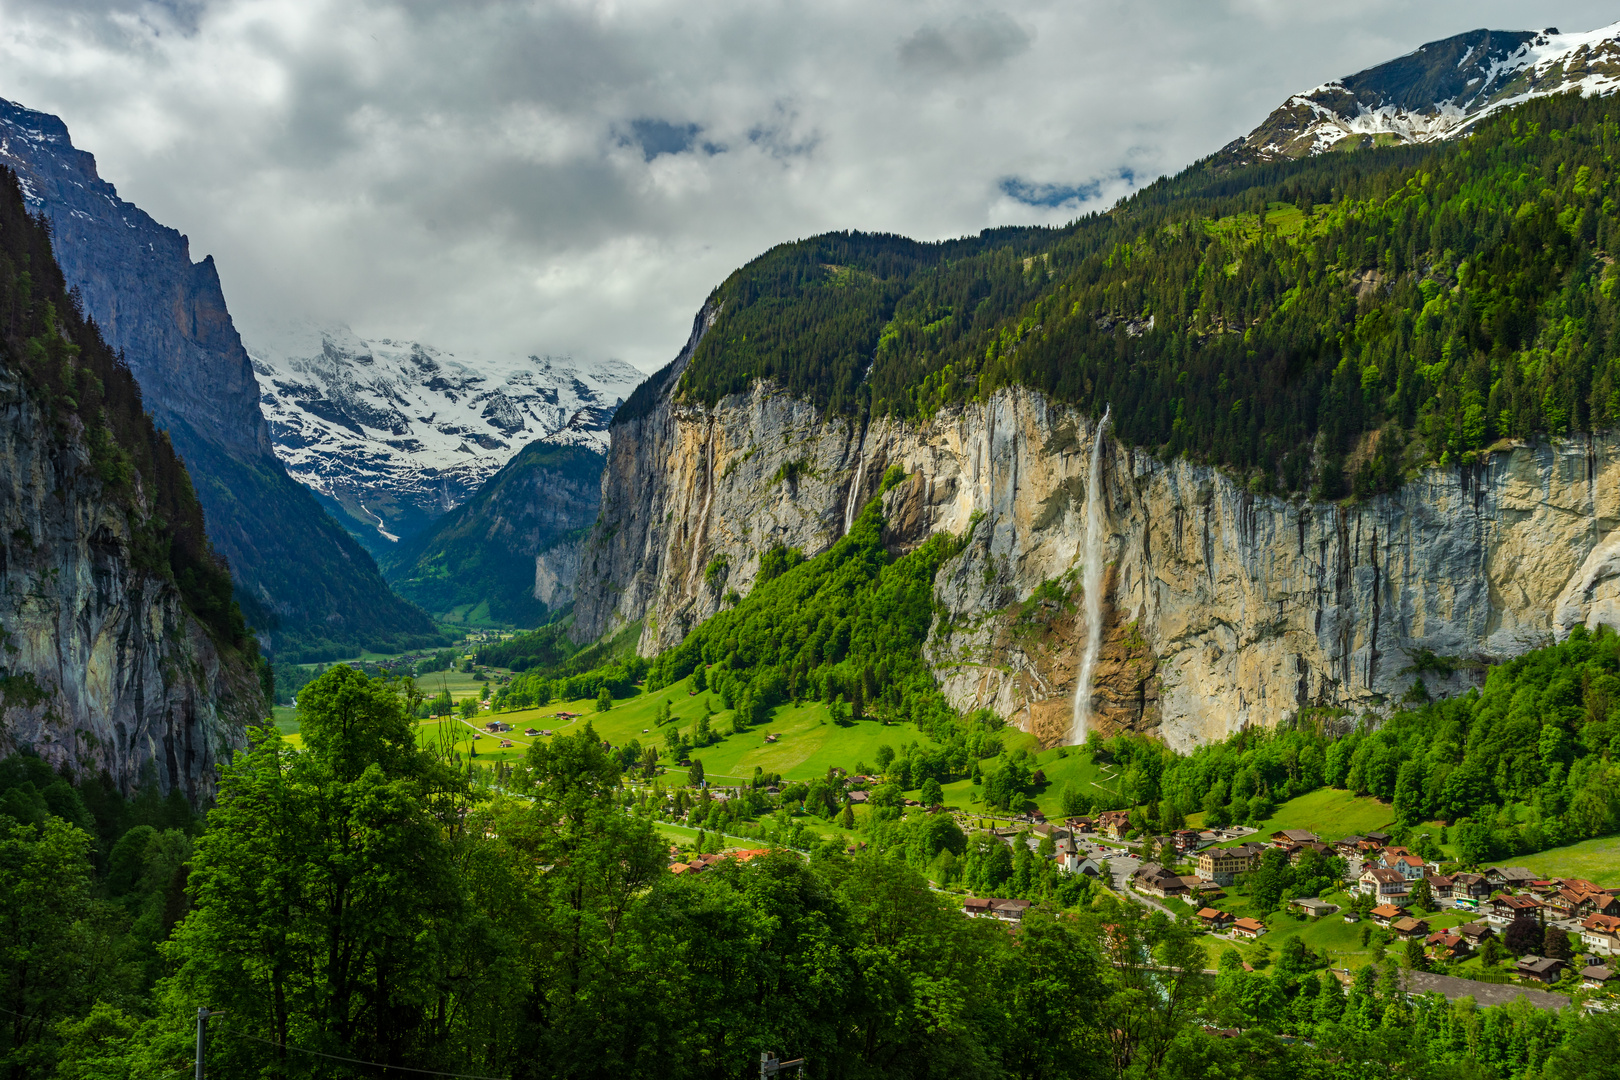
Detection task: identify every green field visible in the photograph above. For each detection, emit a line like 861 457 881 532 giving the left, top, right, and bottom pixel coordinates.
1523 835 1620 887
1247 788 1396 841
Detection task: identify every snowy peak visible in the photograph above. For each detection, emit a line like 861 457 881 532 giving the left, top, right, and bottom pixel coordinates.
1225 21 1620 165
241 319 641 548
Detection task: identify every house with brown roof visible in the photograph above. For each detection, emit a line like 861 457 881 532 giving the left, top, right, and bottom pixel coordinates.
1370 903 1404 926
1289 897 1337 918
1425 931 1469 959
1456 922 1495 947
1450 872 1491 908
1360 867 1412 906
1384 853 1427 881
1198 842 1266 886
1096 809 1133 839
1133 863 1188 898
990 898 1034 923
1581 913 1620 956
1488 894 1543 927
1427 874 1455 901
1581 964 1615 991
1198 908 1234 931
1066 816 1096 834
1391 916 1431 940
1485 866 1538 890
1231 917 1268 940
963 897 995 917
1269 829 1322 847
1515 956 1565 985
1173 829 1203 853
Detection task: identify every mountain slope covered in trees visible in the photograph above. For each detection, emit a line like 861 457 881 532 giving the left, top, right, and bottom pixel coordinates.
673 93 1620 500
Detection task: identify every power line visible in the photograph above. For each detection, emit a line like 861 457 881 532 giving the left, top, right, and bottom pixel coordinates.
215 1025 510 1080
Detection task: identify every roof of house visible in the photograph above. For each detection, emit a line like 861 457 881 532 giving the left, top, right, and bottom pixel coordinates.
1426 932 1464 947
1197 907 1228 920
963 897 994 910
1270 829 1321 843
1457 922 1493 940
1392 917 1429 933
1232 917 1266 932
1582 913 1620 932
1516 956 1564 975
1453 872 1486 885
1495 895 1541 910
1427 874 1455 886
993 898 1034 911
1582 965 1614 981
1364 867 1407 885
1490 866 1539 881
1371 903 1404 919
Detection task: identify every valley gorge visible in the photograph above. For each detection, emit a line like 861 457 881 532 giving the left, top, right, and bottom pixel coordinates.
578 335 1620 752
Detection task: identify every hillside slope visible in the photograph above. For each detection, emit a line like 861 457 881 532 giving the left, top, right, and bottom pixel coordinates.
381 408 611 625
0 97 439 659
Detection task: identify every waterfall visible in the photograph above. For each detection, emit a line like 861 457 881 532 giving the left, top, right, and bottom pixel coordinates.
1071 407 1111 744
843 425 867 534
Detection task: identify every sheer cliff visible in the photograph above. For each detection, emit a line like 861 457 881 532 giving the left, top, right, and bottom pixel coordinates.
0 169 261 797
0 97 437 657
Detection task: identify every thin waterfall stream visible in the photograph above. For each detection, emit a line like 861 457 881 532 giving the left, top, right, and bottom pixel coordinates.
1070 407 1111 744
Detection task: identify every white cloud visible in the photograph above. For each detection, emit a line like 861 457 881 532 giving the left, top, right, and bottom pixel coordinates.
0 0 1612 371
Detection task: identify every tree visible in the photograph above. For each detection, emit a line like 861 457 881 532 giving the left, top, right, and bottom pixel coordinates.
1544 925 1574 963
1404 938 1427 970
688 759 706 788
840 803 855 829
1504 918 1542 956
920 778 944 807
1411 876 1435 913
1482 936 1504 968
875 744 896 771
596 686 613 712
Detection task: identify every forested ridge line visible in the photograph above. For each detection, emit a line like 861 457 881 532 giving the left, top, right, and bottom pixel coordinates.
673 92 1620 500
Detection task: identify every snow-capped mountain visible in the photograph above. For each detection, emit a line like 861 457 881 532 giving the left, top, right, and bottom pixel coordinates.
1224 22 1620 165
240 319 642 550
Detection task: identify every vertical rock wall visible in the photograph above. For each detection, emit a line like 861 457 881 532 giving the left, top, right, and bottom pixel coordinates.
0 370 259 798
575 354 1620 750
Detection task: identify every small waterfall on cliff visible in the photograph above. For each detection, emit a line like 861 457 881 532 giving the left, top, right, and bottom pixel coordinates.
843 426 867 534
1071 407 1111 744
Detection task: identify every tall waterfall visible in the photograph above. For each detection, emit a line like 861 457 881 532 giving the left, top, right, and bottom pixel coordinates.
1071 407 1111 744
843 428 867 534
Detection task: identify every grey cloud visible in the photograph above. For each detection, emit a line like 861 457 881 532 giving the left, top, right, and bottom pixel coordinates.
2 0 1616 374
899 13 1031 75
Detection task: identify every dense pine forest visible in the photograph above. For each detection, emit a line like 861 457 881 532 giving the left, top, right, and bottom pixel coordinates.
676 92 1620 498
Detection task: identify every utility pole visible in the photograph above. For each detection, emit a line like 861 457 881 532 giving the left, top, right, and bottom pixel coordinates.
194 1007 210 1080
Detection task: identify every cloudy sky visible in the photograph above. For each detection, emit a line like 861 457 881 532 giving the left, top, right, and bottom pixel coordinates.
0 0 1615 372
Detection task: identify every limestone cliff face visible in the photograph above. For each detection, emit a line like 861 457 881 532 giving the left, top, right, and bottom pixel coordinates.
576 356 1620 751
0 370 260 798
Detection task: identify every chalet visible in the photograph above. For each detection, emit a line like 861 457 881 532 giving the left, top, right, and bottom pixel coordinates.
1097 809 1133 839
1485 866 1539 890
1333 835 1366 854
1066 817 1097 834
764 734 778 743
1581 965 1616 991
1545 888 1595 919
499 739 513 748
1032 823 1070 840
1173 829 1203 853
1581 914 1620 957
963 897 995 917
1364 831 1392 846
1133 863 1188 899
540 729 554 737
1360 867 1412 906
524 728 541 737
1515 956 1565 985
990 898 1034 923
1198 842 1267 886
1425 932 1469 959
1287 842 1332 866
1384 854 1427 881
1231 917 1268 940
1197 908 1234 931
1290 898 1337 918
847 791 870 804
1456 922 1495 947
1427 874 1455 901
1488 894 1543 927
1371 903 1405 927
1391 916 1431 940
1450 872 1491 907
1270 829 1322 847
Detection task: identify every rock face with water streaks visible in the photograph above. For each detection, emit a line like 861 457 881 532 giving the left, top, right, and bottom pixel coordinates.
576 325 1620 749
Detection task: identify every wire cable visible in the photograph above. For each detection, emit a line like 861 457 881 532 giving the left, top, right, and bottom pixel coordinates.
215 1025 510 1080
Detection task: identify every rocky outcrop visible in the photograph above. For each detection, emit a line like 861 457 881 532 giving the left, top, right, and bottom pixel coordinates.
0 96 437 654
0 369 259 799
576 348 1620 751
